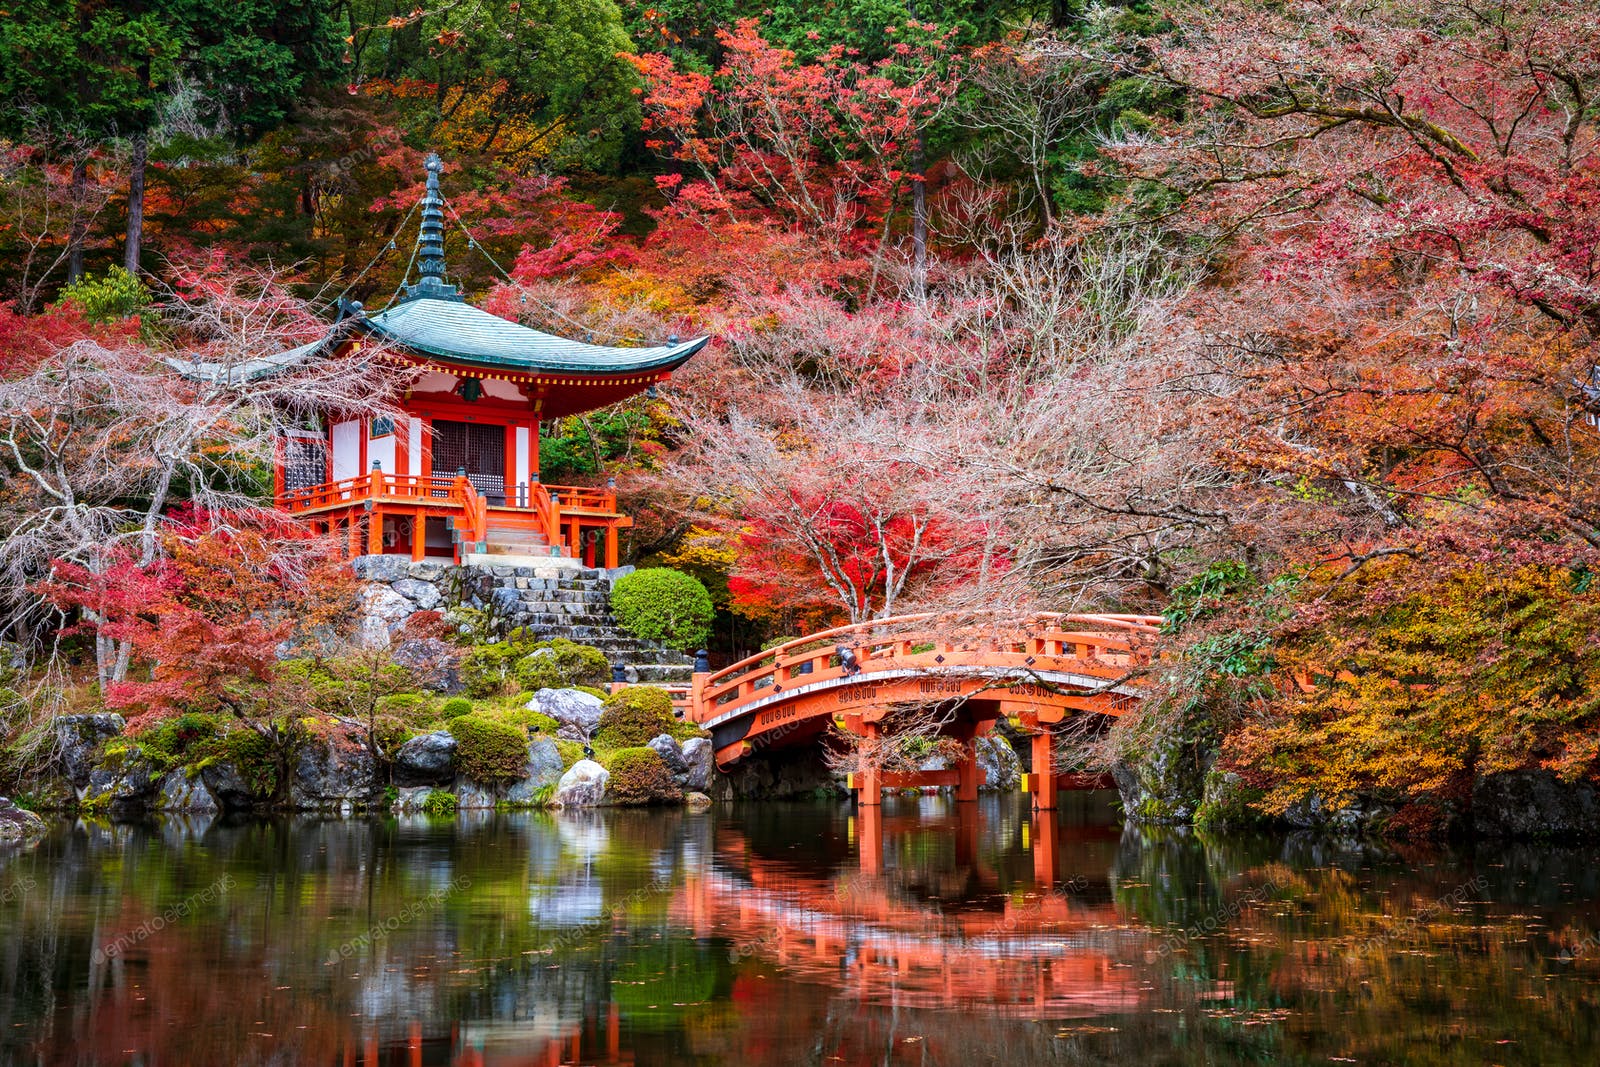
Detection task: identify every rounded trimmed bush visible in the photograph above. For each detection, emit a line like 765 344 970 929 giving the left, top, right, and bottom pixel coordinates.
439 697 474 719
609 568 714 652
605 747 682 805
594 687 677 749
448 715 528 782
515 638 609 691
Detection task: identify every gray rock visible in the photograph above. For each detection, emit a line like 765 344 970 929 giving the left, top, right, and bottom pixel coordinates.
717 749 841 800
684 791 712 811
502 740 566 805
52 714 125 787
456 780 498 809
680 738 713 793
350 554 412 582
393 731 457 787
292 740 377 809
1473 770 1600 839
977 736 1022 792
199 761 262 812
1282 792 1394 836
390 637 463 694
356 614 393 649
362 584 416 623
393 786 436 814
81 755 162 812
0 796 47 846
648 734 687 775
407 561 448 582
1113 744 1209 826
528 688 603 739
391 578 442 611
157 770 218 815
553 759 609 808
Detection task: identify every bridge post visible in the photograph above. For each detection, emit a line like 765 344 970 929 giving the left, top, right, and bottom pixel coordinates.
855 721 882 806
1030 730 1058 811
956 737 980 802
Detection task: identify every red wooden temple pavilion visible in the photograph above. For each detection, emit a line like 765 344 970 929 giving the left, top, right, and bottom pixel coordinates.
194 154 707 568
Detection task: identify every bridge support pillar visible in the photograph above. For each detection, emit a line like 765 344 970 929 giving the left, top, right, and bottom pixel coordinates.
956 738 980 802
855 721 882 806
1030 731 1057 811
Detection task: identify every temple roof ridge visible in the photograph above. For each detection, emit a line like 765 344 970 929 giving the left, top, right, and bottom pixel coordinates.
173 149 710 386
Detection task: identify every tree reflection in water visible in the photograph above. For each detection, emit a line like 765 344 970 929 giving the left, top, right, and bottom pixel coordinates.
2 796 1599 1065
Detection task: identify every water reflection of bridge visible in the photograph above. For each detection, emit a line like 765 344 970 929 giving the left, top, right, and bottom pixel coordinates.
674 809 1145 1018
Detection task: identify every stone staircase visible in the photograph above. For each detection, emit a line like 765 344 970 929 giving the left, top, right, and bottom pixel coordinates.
463 566 695 684
479 522 551 556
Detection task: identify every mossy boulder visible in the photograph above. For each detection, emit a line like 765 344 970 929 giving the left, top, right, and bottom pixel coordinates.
605 747 682 806
0 796 46 846
448 716 529 783
439 696 475 719
515 639 609 691
594 687 677 749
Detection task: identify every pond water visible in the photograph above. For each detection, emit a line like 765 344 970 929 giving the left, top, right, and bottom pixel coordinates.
3 794 1600 1065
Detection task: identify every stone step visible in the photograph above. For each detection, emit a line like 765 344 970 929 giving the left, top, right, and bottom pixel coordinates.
629 664 696 684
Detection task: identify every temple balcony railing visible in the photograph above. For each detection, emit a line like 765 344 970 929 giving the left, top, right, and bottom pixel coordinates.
273 472 628 566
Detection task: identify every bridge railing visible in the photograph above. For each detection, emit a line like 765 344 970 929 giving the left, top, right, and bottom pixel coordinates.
689 612 1163 724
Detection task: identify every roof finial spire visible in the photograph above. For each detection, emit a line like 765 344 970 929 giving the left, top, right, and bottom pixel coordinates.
408 151 459 301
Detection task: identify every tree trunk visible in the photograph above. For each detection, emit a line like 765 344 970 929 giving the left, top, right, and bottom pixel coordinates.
124 132 147 275
67 159 89 284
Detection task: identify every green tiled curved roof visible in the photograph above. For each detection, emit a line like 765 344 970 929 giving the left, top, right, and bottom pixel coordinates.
363 297 707 375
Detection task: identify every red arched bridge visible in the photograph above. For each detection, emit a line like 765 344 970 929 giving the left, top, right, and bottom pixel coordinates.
672 612 1164 809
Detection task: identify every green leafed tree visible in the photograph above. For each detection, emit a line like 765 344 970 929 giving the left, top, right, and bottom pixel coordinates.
347 0 640 170
0 1 339 277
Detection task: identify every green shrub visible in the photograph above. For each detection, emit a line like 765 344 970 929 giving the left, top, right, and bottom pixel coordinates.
370 715 414 757
378 693 432 723
605 747 682 805
207 729 279 799
421 790 458 816
135 712 222 769
554 739 585 767
594 687 678 748
670 720 710 743
449 715 528 782
515 638 610 691
522 711 559 735
609 568 714 651
460 641 526 697
58 265 148 323
439 696 474 719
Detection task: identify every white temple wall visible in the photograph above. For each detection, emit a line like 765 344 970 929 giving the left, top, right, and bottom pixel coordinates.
331 420 362 481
